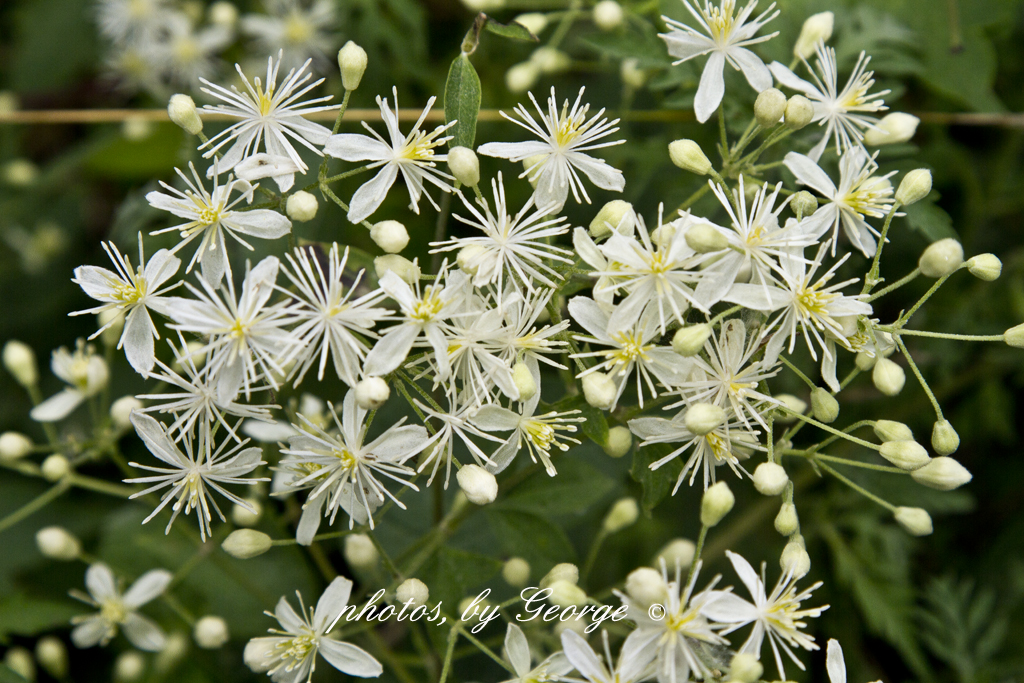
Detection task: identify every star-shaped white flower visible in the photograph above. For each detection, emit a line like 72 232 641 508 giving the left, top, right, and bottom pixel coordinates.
70 563 172 652
241 0 338 74
471 390 583 476
499 624 573 683
30 341 109 423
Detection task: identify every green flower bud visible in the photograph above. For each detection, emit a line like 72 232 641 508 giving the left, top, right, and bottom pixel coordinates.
668 139 711 175
754 88 787 128
752 462 789 496
919 238 964 278
894 506 933 536
730 652 765 683
168 94 203 135
685 403 726 436
896 169 932 206
966 253 1002 281
879 440 931 470
911 457 972 490
700 481 734 526
502 557 531 587
872 357 906 396
222 529 272 559
774 502 799 536
447 146 480 187
338 41 368 91
784 95 814 129
790 190 818 219
603 425 633 458
873 420 914 442
931 419 960 455
810 387 839 423
603 497 639 533
684 223 729 253
589 200 634 237
624 567 668 607
672 324 712 356
540 562 579 588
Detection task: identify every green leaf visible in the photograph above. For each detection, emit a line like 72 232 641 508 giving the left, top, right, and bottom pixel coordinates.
0 594 81 640
497 455 614 516
551 394 609 446
483 18 539 43
0 665 28 683
444 54 482 151
86 127 185 180
486 509 576 578
903 193 958 242
417 547 502 614
630 442 682 513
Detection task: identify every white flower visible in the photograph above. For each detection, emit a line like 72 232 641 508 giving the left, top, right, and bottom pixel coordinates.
824 639 883 683
282 244 391 386
784 149 895 257
147 162 292 287
70 563 172 651
477 87 625 210
125 412 267 541
279 391 428 541
30 341 109 423
561 629 656 683
241 0 338 74
247 576 383 683
70 235 180 376
96 0 173 43
770 44 889 161
324 88 455 224
702 551 829 678
415 396 505 487
200 52 338 190
659 0 779 122
430 173 573 298
471 390 583 476
165 256 297 403
500 624 573 683
156 13 232 87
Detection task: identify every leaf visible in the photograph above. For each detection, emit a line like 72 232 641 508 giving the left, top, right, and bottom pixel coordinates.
630 442 683 513
86 128 185 180
903 193 958 242
551 393 609 446
0 594 81 640
0 665 28 683
497 454 614 516
483 18 538 43
444 54 482 152
417 547 502 615
486 509 576 578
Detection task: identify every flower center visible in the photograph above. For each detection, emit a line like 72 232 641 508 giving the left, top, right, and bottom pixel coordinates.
284 14 313 45
181 470 204 510
399 128 446 162
100 598 128 625
278 630 318 668
704 0 737 44
608 331 652 368
107 268 147 305
333 448 359 472
410 290 444 322
795 279 838 320
704 431 733 462
553 105 590 148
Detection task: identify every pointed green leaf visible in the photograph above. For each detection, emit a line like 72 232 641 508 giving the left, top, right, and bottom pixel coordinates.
444 54 481 151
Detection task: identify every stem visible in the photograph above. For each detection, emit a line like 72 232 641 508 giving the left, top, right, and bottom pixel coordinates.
899 269 959 324
580 528 608 585
866 269 920 302
862 202 902 295
686 524 709 587
0 481 69 534
894 336 945 420
777 406 880 451
816 460 896 512
673 182 711 215
438 627 459 683
878 328 1005 342
779 355 816 389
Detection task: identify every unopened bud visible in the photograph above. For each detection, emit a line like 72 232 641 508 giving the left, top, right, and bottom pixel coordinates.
621 58 647 88
810 387 839 423
547 579 587 607
872 357 905 396
931 419 959 455
593 0 624 30
285 191 318 222
894 506 933 536
730 652 764 683
685 403 725 436
668 139 712 175
773 394 806 423
582 372 617 410
3 340 38 387
41 454 70 481
531 47 571 74
355 377 390 410
873 420 914 442
3 159 37 186
168 94 203 135
774 502 799 536
506 62 540 94
784 95 814 129
672 324 711 356
344 533 379 569
540 562 579 588
651 223 676 248
791 191 818 219
918 238 963 278
370 219 409 253
522 154 547 187
513 13 547 35
338 41 368 91
864 112 920 146
896 169 932 206
911 457 972 490
110 396 143 430
701 481 734 526
0 432 32 460
244 638 275 672
231 498 262 527
456 244 486 275
589 199 634 237
964 253 1000 281
624 567 668 607
794 11 834 59
685 223 728 253
603 426 633 458
754 88 787 128
397 578 429 606
855 351 877 371
603 497 639 533
36 526 81 560
5 647 34 683
457 464 498 505
194 615 230 649
656 539 695 571
879 440 931 470
780 535 811 577
222 529 272 559
208 1 238 27
752 462 789 496
35 637 68 679
99 309 125 347
502 557 531 587
115 651 145 682
374 254 419 284
511 362 537 401
1004 323 1024 348
446 146 480 187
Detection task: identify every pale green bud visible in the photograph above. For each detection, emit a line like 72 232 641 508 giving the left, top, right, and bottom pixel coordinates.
99 308 124 347
457 244 486 275
780 535 810 577
5 647 35 683
344 533 379 569
774 502 799 536
222 529 272 559
374 254 419 283
911 457 972 490
522 154 547 187
593 0 624 30
397 578 429 606
338 41 368 91
603 497 639 533
589 199 634 237
354 377 390 410
41 454 70 481
3 340 37 387
784 95 814 129
194 615 230 649
894 506 933 536
651 223 676 248
513 13 547 35
582 371 617 410
208 1 238 27
1004 323 1024 347
4 159 37 186
620 58 647 89
879 440 931 470
896 169 932 206
855 351 877 371
931 419 960 455
114 651 145 682
502 557 531 587
603 425 633 458
511 362 537 402
672 324 711 356
655 538 695 569
794 11 834 59
0 431 32 460
110 395 143 430
548 579 587 607
730 652 764 683
457 465 498 505
685 402 725 436
810 387 839 423
752 462 789 496
919 238 964 278
35 637 68 679
873 420 914 442
773 394 806 423
864 112 920 146
700 481 734 526
685 223 728 253
286 191 318 222
36 526 81 561
790 191 818 219
625 567 668 606
668 139 712 175
168 94 203 135
754 88 787 128
530 46 571 74
448 146 480 187
231 499 261 527
506 62 540 94
540 562 579 588
370 220 409 253
872 357 906 396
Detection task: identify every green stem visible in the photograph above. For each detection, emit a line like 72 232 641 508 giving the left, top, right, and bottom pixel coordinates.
580 528 608 585
779 355 816 389
866 269 921 302
686 524 709 587
816 460 896 512
862 202 902 295
438 627 460 683
777 406 880 451
894 336 944 420
878 328 1004 342
0 481 69 533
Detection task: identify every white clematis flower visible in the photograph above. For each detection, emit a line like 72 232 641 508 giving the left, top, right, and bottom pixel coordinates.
31 341 109 423
659 0 779 123
499 623 573 683
560 629 657 683
70 563 172 652
823 639 883 683
241 0 338 74
471 390 583 476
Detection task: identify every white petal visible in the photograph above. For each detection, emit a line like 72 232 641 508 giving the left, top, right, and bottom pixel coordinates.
123 569 173 608
700 590 759 623
348 164 399 224
471 405 522 431
30 389 85 422
569 153 625 192
323 134 392 162
85 563 118 601
559 631 608 682
732 48 772 92
362 323 420 377
826 640 846 683
296 495 325 546
122 613 166 651
319 638 384 678
769 61 819 97
71 617 112 649
694 52 726 123
122 307 156 376
784 152 837 197
228 210 293 240
314 576 354 632
504 624 532 677
130 412 186 467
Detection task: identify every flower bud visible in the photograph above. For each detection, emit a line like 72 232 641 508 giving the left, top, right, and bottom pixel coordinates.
911 457 972 490
774 502 799 536
700 481 734 527
36 526 81 561
338 41 368 91
522 154 548 189
931 419 959 455
344 533 379 569
879 440 931 470
918 238 963 278
553 618 587 637
374 254 419 283
780 536 811 577
540 562 579 588
5 647 34 682
672 324 711 357
355 377 390 410
168 94 203 135
621 58 647 88
668 139 712 175
397 578 429 606
603 497 639 533
511 362 537 401
3 340 37 387
773 394 806 423
3 159 37 186
784 95 814 129
1004 323 1024 348
624 567 668 607
194 615 230 649
730 652 764 683
794 11 834 59
810 387 839 423
864 112 920 146
41 454 70 481
964 253 1000 281
685 223 728 253
651 223 676 248
752 462 789 496
790 191 818 219
871 420 913 443
244 638 276 672
35 637 68 679
447 146 480 187
530 47 571 74
0 432 32 460
896 169 932 206
370 219 409 254
457 464 498 505
502 557 531 587
285 191 318 222
454 244 485 275
114 651 145 682
872 357 906 396
110 396 143 431
685 403 725 436
208 1 238 27
855 351 877 371
122 116 153 141
582 371 617 410
593 0 624 30
547 579 587 607
754 88 787 128
894 506 933 536
656 538 695 570
231 498 262 527
506 62 540 94
513 13 547 35
222 529 272 559
589 199 634 237
603 426 633 458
